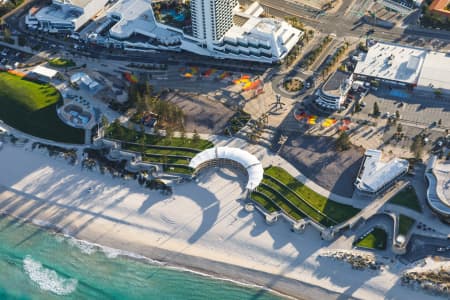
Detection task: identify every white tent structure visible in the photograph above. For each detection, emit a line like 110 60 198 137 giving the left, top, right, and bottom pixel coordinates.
31 65 58 80
70 72 100 91
189 147 263 191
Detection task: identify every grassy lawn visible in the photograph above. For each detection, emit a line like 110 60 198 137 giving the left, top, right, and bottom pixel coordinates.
143 153 189 165
250 191 280 213
398 214 415 236
48 58 76 68
264 166 360 224
162 164 193 175
0 72 84 143
388 187 422 213
356 228 387 250
123 143 200 157
262 175 332 226
106 124 214 150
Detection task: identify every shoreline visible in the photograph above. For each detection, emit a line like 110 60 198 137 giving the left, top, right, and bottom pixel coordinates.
0 210 343 300
0 143 443 300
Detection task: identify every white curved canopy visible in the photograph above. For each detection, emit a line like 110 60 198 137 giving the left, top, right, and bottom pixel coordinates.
189 147 263 190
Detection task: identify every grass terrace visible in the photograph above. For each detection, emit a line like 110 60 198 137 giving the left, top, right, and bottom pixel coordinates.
398 214 415 236
355 228 387 250
105 124 213 175
250 191 279 213
251 166 360 226
388 187 422 213
0 72 84 143
48 58 76 68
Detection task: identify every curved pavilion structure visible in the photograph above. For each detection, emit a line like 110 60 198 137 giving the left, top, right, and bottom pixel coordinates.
425 156 450 223
189 147 263 191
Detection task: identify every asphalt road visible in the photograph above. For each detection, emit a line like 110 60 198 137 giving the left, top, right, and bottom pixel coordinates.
403 235 450 263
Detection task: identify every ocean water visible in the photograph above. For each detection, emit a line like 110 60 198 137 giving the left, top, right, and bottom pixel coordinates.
0 216 284 300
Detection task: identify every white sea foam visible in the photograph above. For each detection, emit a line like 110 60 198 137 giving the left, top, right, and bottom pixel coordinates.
67 237 97 255
23 255 78 296
64 235 163 265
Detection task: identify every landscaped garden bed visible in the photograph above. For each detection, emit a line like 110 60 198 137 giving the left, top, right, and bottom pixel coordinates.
398 214 415 236
355 227 387 250
388 186 422 213
48 58 76 68
283 78 303 92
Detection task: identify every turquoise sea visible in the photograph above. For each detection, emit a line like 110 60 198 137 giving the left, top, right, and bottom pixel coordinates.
0 216 284 300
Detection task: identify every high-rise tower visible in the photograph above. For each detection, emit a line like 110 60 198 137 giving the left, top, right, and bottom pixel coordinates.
191 0 237 45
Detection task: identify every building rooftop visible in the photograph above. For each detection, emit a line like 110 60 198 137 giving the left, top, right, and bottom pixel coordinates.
34 3 82 23
429 0 450 17
31 65 58 79
322 70 352 97
54 0 93 9
355 149 409 193
189 147 263 191
426 156 450 216
417 51 450 91
108 0 181 44
354 42 427 85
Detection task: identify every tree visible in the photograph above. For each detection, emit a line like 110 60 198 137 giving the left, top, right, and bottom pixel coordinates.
395 110 400 120
434 89 442 97
335 131 351 151
411 136 424 160
373 102 380 117
101 115 109 128
3 28 12 43
180 127 186 143
353 102 361 114
397 123 403 134
192 129 200 144
438 119 442 126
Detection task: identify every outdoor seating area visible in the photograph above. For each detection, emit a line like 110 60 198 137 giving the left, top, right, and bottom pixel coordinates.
179 67 259 91
294 110 347 129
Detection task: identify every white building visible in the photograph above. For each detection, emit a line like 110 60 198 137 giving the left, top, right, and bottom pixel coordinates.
91 0 302 63
354 42 426 87
354 41 450 95
29 65 59 81
355 149 409 195
25 0 108 33
315 71 353 111
191 0 238 46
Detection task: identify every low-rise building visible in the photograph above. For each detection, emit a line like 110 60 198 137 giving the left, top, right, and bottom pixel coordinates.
354 41 450 96
355 149 409 195
314 71 353 111
25 0 108 33
429 0 450 19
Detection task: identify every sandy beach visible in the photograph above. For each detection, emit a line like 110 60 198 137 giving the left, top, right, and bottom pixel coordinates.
0 143 445 300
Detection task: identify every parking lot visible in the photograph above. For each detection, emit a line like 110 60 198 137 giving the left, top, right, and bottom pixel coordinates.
0 45 33 69
358 87 450 129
